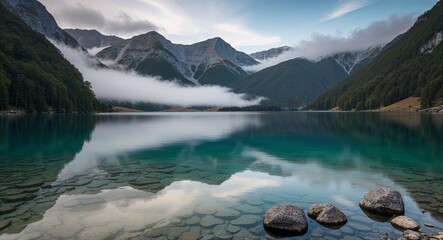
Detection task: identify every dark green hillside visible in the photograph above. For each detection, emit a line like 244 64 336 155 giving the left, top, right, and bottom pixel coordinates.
230 58 348 108
0 4 99 112
311 1 443 110
199 60 249 86
135 57 195 86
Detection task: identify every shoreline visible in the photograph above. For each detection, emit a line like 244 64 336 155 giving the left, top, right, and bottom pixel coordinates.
1 106 442 114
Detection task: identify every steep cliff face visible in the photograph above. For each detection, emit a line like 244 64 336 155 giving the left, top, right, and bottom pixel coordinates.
1 0 80 48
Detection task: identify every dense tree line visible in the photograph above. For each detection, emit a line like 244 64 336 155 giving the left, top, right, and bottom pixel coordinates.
310 1 443 110
0 4 99 112
218 105 283 112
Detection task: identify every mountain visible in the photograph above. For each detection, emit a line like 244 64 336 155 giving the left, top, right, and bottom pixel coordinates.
311 1 443 110
229 57 349 108
96 31 258 86
229 46 384 108
0 3 99 112
327 46 383 75
250 46 293 60
64 29 124 49
0 0 80 48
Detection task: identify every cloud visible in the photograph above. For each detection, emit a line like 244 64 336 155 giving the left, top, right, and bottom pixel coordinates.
53 4 158 35
323 0 370 22
212 23 281 47
245 14 416 72
87 46 109 55
105 13 159 35
54 4 106 27
52 42 263 107
39 0 279 50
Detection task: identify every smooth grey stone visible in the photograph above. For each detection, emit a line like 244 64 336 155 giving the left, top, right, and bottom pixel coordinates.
263 205 308 236
390 216 420 231
359 188 404 216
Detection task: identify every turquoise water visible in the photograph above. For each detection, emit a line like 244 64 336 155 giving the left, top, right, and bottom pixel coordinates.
0 112 442 239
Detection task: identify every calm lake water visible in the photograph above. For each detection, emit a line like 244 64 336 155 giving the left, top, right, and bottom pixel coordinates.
0 112 442 240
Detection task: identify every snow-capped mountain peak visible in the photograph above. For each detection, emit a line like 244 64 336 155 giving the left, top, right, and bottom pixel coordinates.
96 32 258 84
326 46 383 75
250 46 293 61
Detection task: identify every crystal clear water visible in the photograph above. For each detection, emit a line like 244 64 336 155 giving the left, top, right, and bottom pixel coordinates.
0 112 442 240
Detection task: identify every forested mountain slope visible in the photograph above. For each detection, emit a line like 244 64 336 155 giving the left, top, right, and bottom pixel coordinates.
0 4 99 112
311 1 443 110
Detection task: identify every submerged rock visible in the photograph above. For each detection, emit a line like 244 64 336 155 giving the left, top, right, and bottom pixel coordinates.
391 216 420 231
0 205 17 215
0 220 12 231
380 233 391 240
199 215 223 227
263 205 308 236
308 203 347 227
359 188 404 216
401 230 422 240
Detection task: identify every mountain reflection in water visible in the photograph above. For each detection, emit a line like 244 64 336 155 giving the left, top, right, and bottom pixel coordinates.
0 112 442 239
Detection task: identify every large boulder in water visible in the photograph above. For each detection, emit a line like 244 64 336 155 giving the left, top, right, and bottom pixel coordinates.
263 205 308 236
308 203 347 226
359 188 404 216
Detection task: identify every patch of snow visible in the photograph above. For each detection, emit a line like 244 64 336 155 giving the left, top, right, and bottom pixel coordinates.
328 46 383 75
420 31 443 53
96 33 257 84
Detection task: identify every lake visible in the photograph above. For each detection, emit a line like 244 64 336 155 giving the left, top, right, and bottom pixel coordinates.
0 112 442 239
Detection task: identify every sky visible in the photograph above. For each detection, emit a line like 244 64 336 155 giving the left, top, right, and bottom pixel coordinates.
39 0 437 53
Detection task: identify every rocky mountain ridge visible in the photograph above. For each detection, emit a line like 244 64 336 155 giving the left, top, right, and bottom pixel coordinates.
96 31 258 85
65 29 124 49
0 0 80 48
250 46 293 61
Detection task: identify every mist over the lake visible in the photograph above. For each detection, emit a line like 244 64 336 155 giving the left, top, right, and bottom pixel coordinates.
54 43 264 107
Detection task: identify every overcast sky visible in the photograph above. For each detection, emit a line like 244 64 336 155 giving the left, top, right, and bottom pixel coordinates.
39 0 437 53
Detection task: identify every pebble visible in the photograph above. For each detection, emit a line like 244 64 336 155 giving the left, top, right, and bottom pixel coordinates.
167 226 190 239
402 230 422 240
227 224 241 234
1 193 36 203
0 205 17 215
0 220 12 231
15 180 44 189
230 215 261 226
214 208 241 218
234 204 262 214
199 216 223 228
194 202 218 215
179 227 201 240
185 216 200 225
129 178 160 186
